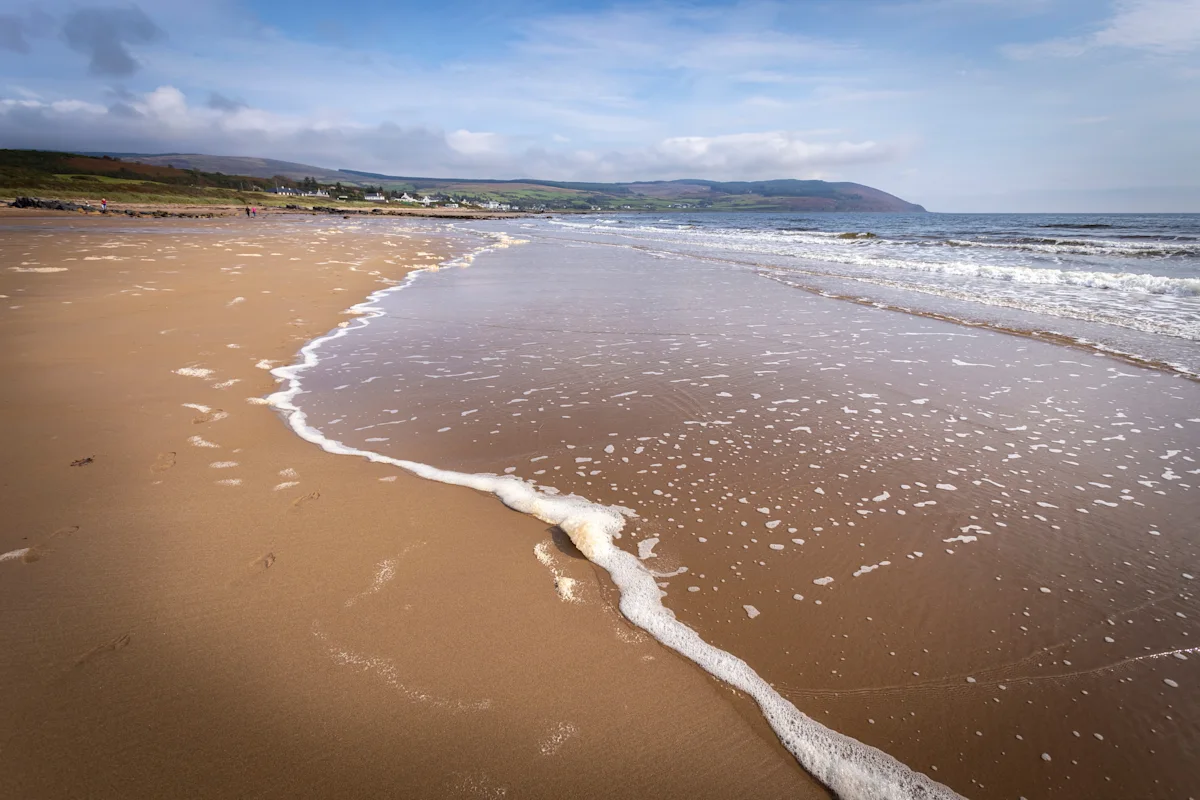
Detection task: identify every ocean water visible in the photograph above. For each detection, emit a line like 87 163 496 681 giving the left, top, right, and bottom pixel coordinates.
276 214 1200 800
536 212 1200 375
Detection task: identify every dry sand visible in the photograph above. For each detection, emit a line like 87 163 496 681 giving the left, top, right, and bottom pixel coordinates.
0 213 827 799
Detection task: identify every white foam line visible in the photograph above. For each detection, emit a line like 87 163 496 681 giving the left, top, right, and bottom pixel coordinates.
267 230 963 800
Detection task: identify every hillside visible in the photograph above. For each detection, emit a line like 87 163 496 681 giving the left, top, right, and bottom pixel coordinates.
100 152 927 212
85 152 351 184
0 149 290 206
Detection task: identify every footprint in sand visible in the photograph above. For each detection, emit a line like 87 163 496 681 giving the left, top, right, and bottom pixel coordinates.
291 490 320 509
192 409 227 425
74 632 131 668
230 552 276 588
18 525 80 563
252 552 276 572
151 452 176 472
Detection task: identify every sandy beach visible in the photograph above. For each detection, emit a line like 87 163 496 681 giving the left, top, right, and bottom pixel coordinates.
3 208 1198 800
0 212 828 799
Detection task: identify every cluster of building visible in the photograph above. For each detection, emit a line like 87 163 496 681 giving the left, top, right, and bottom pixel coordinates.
268 187 329 198
268 185 526 211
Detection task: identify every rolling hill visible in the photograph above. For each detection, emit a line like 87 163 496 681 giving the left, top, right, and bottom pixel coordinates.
93 152 927 212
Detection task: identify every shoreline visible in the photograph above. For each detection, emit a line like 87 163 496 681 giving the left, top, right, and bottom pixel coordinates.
292 223 1199 799
0 214 829 798
265 228 963 798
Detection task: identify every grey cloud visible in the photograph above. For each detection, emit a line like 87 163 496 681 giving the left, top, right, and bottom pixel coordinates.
107 101 142 118
104 85 138 101
62 5 165 77
0 8 53 52
0 15 30 53
206 92 246 112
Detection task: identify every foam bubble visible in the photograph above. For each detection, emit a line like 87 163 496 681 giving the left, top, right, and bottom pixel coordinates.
636 537 660 560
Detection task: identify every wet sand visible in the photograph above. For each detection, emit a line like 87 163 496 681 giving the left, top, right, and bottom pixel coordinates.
0 214 828 799
296 229 1200 799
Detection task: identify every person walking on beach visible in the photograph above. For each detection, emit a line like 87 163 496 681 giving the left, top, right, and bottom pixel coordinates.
251 206 257 218
100 198 107 212
245 206 251 217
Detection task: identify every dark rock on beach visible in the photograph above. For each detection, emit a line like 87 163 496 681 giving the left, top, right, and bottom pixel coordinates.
11 197 85 211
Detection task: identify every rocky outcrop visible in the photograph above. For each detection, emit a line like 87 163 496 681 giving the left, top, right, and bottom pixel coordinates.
11 197 85 211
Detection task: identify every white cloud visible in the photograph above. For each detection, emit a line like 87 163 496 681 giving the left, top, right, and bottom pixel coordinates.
518 5 854 73
1093 0 1200 52
642 132 892 175
1006 0 1200 58
445 129 504 156
0 86 899 181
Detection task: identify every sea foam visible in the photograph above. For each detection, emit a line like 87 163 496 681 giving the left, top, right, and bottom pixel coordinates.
267 228 965 800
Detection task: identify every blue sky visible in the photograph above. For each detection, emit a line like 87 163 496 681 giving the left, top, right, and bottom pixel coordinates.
1 0 1197 211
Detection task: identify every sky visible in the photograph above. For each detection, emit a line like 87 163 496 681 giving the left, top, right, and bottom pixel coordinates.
0 0 1198 211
